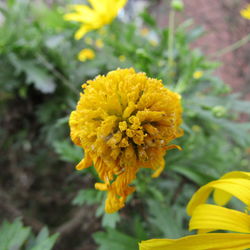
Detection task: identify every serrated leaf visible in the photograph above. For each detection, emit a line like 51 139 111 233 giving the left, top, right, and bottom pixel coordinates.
53 140 82 163
0 218 31 250
72 189 102 206
147 200 185 238
33 227 49 245
25 65 56 93
93 228 138 250
102 213 120 229
29 233 58 250
8 54 56 93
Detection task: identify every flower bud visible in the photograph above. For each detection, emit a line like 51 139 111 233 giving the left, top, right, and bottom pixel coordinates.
171 0 184 12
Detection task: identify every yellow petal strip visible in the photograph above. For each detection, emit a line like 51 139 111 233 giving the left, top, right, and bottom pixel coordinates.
213 171 250 206
187 178 250 215
189 204 250 233
139 233 250 250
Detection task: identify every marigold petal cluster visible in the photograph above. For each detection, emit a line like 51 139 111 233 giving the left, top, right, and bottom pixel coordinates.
69 68 183 213
139 171 250 250
64 0 127 40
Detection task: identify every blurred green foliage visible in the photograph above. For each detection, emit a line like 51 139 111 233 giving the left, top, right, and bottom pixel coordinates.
0 0 249 249
0 219 58 250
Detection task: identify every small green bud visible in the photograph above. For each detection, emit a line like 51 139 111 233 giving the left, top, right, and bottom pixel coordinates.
136 48 149 59
212 105 227 118
171 0 184 12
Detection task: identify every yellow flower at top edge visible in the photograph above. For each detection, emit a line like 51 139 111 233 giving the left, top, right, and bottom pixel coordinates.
139 171 250 250
64 0 127 40
240 4 250 20
78 48 95 62
69 68 183 213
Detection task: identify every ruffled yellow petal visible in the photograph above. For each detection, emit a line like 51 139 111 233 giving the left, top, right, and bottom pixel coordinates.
139 233 250 250
213 171 250 206
187 178 250 216
75 153 92 170
189 204 250 233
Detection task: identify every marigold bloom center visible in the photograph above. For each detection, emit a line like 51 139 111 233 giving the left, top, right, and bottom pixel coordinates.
69 68 183 213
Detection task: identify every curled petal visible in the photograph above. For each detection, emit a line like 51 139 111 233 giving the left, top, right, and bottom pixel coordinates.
213 171 250 206
139 233 250 250
187 178 250 216
189 204 250 233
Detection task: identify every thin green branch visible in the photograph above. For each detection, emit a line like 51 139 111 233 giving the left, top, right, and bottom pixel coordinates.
167 10 176 83
212 33 250 58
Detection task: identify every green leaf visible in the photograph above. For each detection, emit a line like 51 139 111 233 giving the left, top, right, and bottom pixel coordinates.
29 230 58 250
0 218 31 250
53 139 83 163
147 200 185 238
140 11 156 27
72 189 102 206
102 213 120 229
93 228 139 250
8 54 56 94
170 165 215 185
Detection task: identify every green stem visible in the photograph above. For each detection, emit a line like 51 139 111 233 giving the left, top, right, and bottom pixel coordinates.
167 10 175 83
212 33 250 58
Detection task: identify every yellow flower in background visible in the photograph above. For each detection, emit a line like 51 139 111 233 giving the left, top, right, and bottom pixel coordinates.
119 55 126 62
78 48 95 62
95 38 104 48
139 171 250 250
193 70 203 79
149 39 158 47
64 0 127 40
240 4 250 20
140 27 149 36
69 68 183 213
84 37 93 45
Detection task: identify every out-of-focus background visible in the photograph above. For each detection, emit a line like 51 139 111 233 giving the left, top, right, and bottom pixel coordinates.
0 0 249 249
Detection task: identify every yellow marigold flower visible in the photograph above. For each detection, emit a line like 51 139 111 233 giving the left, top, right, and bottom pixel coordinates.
139 171 250 250
64 0 127 40
240 4 250 20
193 70 203 79
95 38 104 48
78 48 95 62
69 68 183 213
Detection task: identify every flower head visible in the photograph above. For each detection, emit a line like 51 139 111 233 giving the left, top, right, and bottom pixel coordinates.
78 48 95 62
240 4 250 20
64 0 127 40
69 68 183 213
193 70 203 79
139 171 250 250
